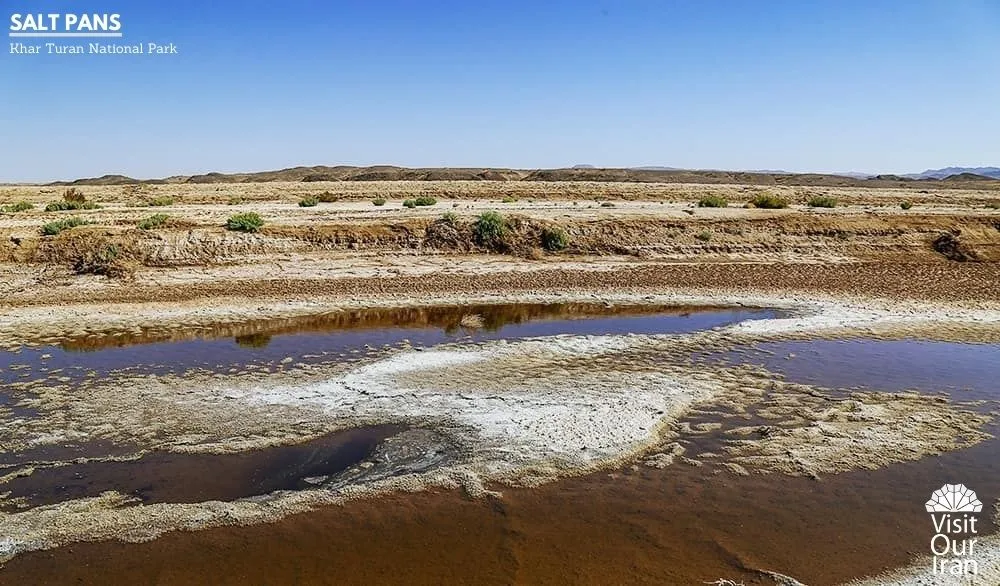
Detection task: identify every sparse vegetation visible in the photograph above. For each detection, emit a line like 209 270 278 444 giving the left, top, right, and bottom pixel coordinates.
541 226 569 251
45 200 99 212
226 212 264 232
900 201 913 210
403 196 438 208
72 243 125 277
45 188 99 211
749 193 789 209
42 217 91 236
986 202 999 210
697 195 728 208
696 231 712 242
316 191 340 203
442 212 459 225
138 214 169 230
298 196 319 207
146 196 175 207
502 196 518 203
600 202 616 208
372 197 387 206
473 211 507 248
2 201 33 213
227 197 245 205
63 188 86 203
807 195 838 208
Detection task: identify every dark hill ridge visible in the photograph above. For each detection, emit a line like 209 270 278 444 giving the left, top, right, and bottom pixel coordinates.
941 172 998 182
48 165 999 188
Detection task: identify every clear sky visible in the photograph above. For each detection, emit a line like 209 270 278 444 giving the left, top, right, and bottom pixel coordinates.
3 0 999 182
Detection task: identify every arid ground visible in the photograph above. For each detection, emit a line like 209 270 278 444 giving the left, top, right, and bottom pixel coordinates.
1 176 999 585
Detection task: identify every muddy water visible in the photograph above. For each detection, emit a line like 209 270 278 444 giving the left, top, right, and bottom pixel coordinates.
0 304 770 510
0 425 404 511
4 429 998 585
0 308 998 585
0 303 776 385
723 339 1000 399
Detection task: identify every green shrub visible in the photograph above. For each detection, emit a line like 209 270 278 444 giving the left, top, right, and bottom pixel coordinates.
442 212 459 225
696 231 712 242
298 197 319 207
473 211 506 248
697 195 728 208
45 200 99 212
413 196 437 206
316 191 340 203
403 199 417 208
541 227 569 251
900 201 913 210
226 212 264 232
749 193 789 209
807 195 838 208
138 214 169 230
2 201 33 213
42 217 91 236
146 196 174 207
372 197 387 206
502 196 518 203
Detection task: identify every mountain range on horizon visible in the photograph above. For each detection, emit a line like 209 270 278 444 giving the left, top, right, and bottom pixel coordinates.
9 164 998 187
632 166 1000 180
0 164 1000 186
900 166 1000 180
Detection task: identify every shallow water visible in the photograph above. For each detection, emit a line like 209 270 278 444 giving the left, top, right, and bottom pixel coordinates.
0 426 405 511
0 304 773 511
1 305 998 585
721 339 1000 400
0 303 776 386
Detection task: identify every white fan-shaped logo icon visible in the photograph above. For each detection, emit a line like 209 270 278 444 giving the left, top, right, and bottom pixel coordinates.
925 484 983 513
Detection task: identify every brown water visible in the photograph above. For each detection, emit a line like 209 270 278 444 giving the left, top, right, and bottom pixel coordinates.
3 436 996 585
0 307 998 585
0 303 773 510
0 425 405 511
717 338 1000 400
0 303 776 387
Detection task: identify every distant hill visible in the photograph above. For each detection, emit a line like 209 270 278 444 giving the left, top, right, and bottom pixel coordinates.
45 165 1000 188
941 172 999 182
904 167 1000 180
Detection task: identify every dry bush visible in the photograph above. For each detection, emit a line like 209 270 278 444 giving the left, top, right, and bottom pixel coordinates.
63 188 86 203
38 229 147 278
932 231 981 262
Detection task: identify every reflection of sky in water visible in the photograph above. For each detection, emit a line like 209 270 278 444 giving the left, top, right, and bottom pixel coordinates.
723 339 1000 401
0 307 776 385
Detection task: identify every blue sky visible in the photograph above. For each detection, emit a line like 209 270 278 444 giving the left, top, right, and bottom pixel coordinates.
2 1 998 181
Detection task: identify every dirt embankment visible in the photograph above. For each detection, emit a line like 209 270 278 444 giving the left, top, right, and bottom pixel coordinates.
2 212 999 276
